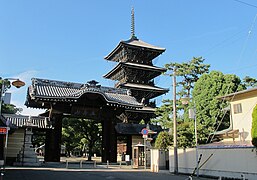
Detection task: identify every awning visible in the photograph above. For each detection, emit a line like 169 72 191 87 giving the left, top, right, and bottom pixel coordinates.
213 127 239 139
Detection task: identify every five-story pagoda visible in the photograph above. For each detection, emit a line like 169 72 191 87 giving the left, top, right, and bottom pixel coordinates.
104 8 168 123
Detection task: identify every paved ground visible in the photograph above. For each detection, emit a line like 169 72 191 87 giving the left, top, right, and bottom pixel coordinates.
2 157 216 180
3 166 216 180
4 168 213 180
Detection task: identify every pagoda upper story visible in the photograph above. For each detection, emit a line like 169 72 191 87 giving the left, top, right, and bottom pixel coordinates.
104 8 168 105
104 36 165 65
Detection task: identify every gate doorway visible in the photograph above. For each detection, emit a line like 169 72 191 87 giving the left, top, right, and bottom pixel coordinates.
62 117 102 161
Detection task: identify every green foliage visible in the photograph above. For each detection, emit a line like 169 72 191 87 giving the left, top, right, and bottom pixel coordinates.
165 57 210 97
155 57 248 147
62 119 81 156
242 76 257 88
32 130 46 147
153 57 210 148
62 118 102 160
0 78 22 114
139 119 145 125
251 104 257 147
155 131 173 150
2 104 21 114
152 99 173 129
0 78 11 91
192 71 244 144
177 121 194 148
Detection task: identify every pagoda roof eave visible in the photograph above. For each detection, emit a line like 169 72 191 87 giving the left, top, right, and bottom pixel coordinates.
104 42 123 60
118 82 169 93
103 63 122 79
104 38 165 61
103 62 166 79
122 38 166 51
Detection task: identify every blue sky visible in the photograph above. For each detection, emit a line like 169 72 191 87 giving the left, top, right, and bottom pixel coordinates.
1 0 257 115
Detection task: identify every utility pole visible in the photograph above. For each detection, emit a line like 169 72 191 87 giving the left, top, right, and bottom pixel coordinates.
172 68 178 174
193 104 199 177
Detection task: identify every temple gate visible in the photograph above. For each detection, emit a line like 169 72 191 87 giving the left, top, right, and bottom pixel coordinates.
25 79 142 163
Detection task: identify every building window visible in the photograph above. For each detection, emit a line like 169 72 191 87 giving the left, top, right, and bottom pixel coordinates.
233 103 242 114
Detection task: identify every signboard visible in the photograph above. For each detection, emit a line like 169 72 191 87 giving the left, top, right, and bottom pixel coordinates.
0 127 7 134
141 128 148 135
125 155 130 162
142 134 148 139
71 106 99 118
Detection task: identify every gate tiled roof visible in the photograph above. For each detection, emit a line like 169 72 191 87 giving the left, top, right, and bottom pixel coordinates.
26 78 142 109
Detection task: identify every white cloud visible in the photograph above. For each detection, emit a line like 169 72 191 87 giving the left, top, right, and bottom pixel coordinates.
12 100 44 116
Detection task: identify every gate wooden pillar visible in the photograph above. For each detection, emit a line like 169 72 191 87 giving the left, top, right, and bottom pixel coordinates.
101 108 117 163
126 135 132 159
45 114 63 162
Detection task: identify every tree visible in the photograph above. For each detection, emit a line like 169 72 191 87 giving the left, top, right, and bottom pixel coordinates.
2 104 21 114
155 131 173 150
0 78 11 92
62 118 81 156
62 118 102 160
192 71 244 144
152 99 173 129
152 57 210 148
165 57 210 97
242 76 257 88
0 78 22 114
251 104 257 147
177 121 194 148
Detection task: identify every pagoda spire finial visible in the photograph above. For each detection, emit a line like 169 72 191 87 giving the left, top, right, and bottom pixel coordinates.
130 7 137 39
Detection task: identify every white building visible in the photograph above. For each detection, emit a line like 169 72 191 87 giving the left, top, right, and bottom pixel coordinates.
217 87 257 143
168 87 257 179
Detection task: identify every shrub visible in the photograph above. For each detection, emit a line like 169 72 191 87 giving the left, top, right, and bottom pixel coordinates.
154 131 173 150
251 104 257 147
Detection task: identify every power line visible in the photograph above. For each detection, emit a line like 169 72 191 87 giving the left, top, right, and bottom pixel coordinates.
233 0 257 9
235 13 257 69
207 13 257 143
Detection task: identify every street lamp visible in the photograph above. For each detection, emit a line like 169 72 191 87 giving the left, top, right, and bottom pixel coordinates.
0 78 25 114
181 96 199 177
0 77 25 166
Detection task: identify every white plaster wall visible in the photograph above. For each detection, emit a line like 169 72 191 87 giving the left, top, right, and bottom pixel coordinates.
151 149 168 172
151 149 159 172
169 147 257 180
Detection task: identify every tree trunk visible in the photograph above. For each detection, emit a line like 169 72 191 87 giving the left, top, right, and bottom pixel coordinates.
87 143 93 161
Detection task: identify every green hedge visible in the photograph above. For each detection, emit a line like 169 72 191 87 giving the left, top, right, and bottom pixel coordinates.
251 104 257 147
155 131 173 150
